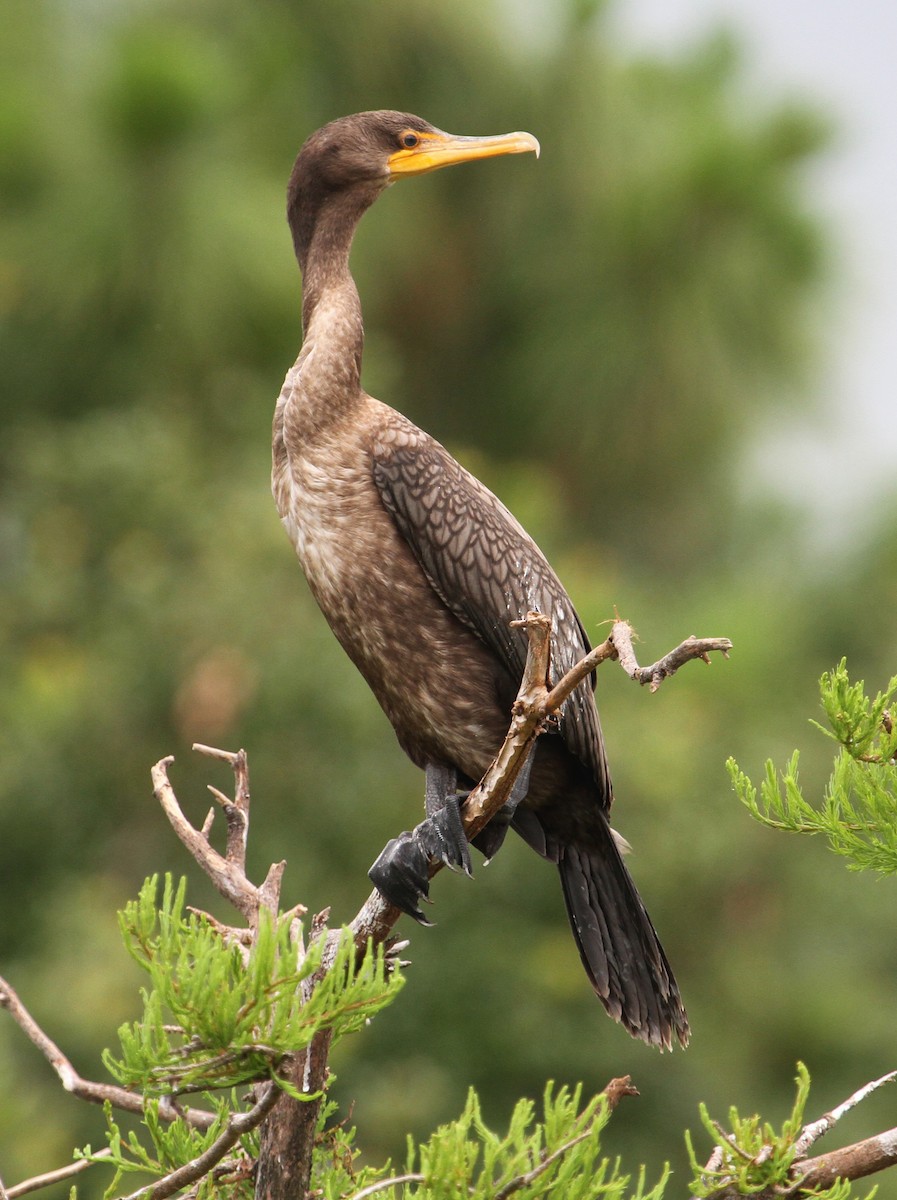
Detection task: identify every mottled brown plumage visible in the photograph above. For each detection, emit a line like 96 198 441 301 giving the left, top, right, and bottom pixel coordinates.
273 111 688 1048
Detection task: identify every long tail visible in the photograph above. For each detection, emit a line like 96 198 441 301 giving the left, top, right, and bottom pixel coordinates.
557 833 689 1049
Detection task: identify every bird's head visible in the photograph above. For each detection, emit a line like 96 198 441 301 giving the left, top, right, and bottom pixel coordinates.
292 110 539 191
287 111 539 264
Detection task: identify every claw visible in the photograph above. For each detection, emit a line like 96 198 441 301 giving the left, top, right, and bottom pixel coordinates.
418 795 473 876
471 813 511 863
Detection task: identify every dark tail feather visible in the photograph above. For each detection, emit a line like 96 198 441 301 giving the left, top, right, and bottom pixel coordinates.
557 836 689 1049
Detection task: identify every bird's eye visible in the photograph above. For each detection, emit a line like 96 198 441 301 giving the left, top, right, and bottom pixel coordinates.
400 132 420 149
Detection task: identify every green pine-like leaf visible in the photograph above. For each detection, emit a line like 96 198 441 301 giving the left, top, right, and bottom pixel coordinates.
729 662 897 874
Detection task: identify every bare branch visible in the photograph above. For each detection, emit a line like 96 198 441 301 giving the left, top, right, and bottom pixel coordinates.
793 1069 897 1156
152 756 259 922
5 1150 113 1198
0 974 215 1131
796 1125 897 1191
151 748 287 923
610 620 732 693
196 744 251 870
346 1174 425 1200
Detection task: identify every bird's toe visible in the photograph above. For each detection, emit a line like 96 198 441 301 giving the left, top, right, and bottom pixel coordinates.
417 797 473 877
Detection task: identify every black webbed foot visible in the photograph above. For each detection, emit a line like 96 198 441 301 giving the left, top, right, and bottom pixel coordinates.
368 794 473 923
369 831 433 925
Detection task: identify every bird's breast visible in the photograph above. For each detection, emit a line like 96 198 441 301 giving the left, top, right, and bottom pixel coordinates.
273 379 510 775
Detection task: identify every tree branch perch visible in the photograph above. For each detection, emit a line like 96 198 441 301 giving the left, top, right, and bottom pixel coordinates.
350 613 732 947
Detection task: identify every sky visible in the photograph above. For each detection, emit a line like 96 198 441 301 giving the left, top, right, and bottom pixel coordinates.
609 0 897 544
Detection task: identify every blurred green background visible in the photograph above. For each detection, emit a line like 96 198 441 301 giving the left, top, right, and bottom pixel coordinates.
2 0 896 1194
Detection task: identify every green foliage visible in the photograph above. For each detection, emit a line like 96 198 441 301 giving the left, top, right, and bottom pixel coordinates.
80 1095 254 1200
686 1062 811 1197
729 661 897 873
71 874 671 1198
67 876 402 1197
77 1090 402 1200
386 1083 669 1200
685 1063 874 1200
104 875 403 1095
816 660 897 762
311 1095 394 1200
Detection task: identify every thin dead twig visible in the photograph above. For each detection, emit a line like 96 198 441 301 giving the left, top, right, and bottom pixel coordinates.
793 1069 897 1157
151 748 286 926
194 743 251 870
5 1150 113 1199
0 975 214 1131
346 1174 426 1200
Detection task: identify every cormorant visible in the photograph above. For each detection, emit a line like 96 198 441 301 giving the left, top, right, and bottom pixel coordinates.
272 110 688 1048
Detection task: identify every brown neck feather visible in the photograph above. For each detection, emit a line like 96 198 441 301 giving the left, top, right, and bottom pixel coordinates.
289 177 385 333
285 155 387 426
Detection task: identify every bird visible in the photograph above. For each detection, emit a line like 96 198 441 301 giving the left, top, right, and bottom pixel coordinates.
272 110 688 1048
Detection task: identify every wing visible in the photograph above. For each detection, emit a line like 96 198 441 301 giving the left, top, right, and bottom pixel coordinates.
371 415 611 805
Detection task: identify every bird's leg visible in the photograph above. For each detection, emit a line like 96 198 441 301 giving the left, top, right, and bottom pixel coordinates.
471 752 534 863
368 763 473 924
424 762 460 818
420 762 474 874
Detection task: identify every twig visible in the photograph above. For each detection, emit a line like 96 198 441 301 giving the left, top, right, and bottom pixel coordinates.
194 743 251 870
346 1174 426 1199
117 1082 280 1200
152 756 257 922
0 975 214 1131
793 1069 897 1156
610 620 732 694
151 751 286 925
603 1075 640 1110
5 1150 113 1198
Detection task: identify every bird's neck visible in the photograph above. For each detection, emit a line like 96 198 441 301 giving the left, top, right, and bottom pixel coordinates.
292 185 384 405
